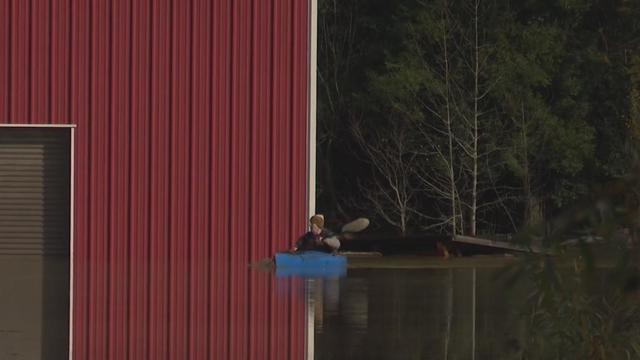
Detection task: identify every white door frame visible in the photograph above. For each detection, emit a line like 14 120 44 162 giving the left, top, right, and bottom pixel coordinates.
306 0 319 358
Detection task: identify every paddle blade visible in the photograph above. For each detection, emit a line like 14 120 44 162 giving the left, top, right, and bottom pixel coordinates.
341 218 370 233
324 236 341 249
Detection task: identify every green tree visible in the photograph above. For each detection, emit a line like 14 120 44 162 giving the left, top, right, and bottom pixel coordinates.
493 17 595 225
316 0 640 235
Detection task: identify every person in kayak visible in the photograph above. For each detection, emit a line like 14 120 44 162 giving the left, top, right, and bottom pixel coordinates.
292 214 341 253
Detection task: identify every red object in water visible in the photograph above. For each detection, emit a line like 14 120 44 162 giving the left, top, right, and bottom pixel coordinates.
0 0 311 359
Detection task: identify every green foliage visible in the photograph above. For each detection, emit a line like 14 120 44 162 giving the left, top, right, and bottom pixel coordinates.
317 0 640 233
491 10 600 209
509 171 640 359
628 56 640 145
523 258 640 359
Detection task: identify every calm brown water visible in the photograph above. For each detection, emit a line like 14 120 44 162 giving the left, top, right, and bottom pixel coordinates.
1 254 528 360
310 268 527 360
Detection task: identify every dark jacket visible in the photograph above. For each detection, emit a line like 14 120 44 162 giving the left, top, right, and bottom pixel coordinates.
295 228 335 252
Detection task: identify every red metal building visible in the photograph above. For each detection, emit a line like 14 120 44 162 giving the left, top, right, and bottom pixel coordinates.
0 0 316 359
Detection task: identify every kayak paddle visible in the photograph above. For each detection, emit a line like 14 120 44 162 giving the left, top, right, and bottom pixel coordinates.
340 217 370 233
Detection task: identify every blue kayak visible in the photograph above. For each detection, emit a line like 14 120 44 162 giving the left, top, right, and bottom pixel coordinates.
275 264 346 278
274 251 347 267
274 251 347 278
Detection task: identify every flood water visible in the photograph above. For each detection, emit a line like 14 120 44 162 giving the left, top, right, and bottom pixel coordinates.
0 253 531 360
306 267 528 360
0 255 69 360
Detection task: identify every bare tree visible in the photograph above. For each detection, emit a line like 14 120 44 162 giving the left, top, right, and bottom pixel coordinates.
468 0 483 236
352 120 418 234
365 0 511 236
447 0 505 236
406 0 462 236
414 0 505 236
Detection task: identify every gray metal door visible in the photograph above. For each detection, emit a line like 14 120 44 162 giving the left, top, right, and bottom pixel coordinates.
0 127 70 360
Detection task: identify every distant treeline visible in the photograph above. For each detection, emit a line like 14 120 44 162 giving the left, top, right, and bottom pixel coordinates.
316 0 640 237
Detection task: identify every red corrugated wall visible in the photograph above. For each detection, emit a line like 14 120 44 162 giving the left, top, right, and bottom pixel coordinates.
0 0 310 359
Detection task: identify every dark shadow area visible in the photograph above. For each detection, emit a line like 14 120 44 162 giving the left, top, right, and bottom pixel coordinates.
40 128 70 360
340 233 444 255
340 233 510 256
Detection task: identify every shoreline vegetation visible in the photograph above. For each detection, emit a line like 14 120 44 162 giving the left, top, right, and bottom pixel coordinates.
317 0 640 242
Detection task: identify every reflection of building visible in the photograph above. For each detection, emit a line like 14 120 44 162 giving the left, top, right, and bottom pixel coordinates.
313 277 354 332
0 1 317 359
313 268 528 360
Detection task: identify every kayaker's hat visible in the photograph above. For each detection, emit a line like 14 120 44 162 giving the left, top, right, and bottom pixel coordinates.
309 214 324 229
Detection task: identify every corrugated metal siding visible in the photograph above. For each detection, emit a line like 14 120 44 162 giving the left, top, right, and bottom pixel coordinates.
0 0 310 359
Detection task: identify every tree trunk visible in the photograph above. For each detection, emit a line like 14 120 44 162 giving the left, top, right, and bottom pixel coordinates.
443 0 457 237
520 102 543 226
470 0 480 236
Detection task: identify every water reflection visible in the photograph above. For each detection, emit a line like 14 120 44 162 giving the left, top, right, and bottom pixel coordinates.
0 255 68 360
1 252 532 360
309 268 527 360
